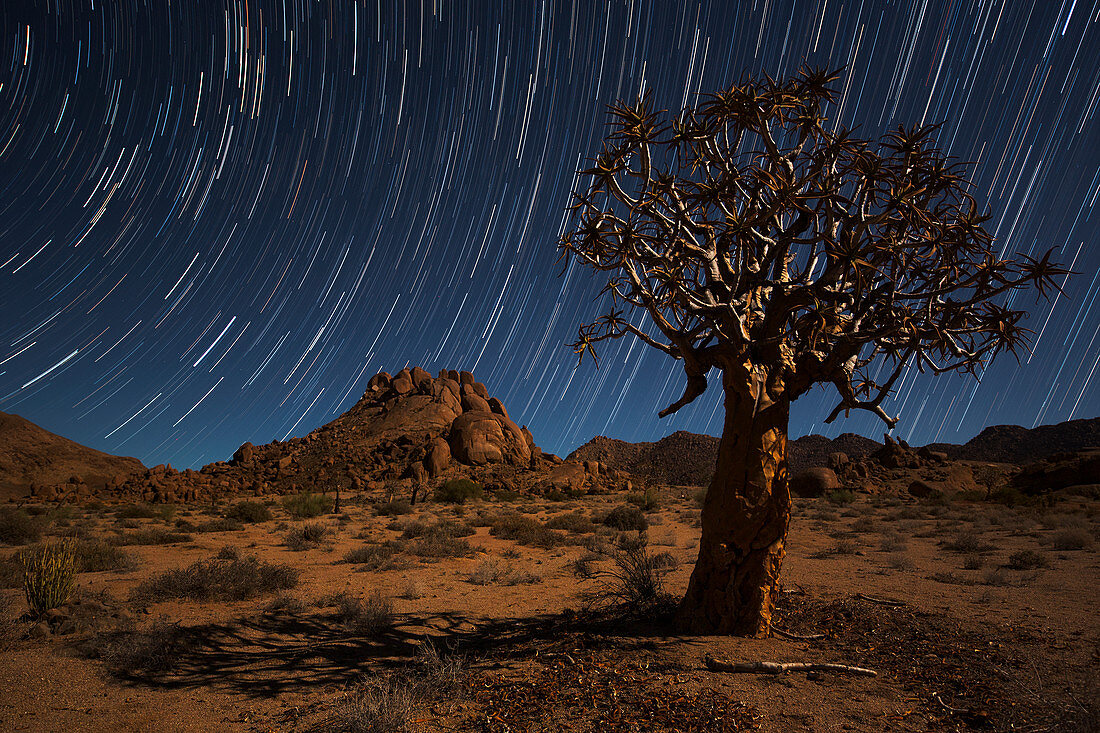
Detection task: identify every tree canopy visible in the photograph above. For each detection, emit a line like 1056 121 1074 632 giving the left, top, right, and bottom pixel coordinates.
560 67 1067 423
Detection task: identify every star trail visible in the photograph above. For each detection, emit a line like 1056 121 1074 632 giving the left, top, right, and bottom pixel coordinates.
0 1 1097 469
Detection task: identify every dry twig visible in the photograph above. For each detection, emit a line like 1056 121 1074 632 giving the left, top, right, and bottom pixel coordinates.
704 654 877 677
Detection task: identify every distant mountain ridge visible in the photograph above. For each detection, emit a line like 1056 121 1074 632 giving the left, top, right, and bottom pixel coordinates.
0 412 145 500
926 417 1100 464
567 430 880 486
568 417 1100 487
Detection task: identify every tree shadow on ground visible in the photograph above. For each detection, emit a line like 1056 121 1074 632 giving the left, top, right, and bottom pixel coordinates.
87 602 693 699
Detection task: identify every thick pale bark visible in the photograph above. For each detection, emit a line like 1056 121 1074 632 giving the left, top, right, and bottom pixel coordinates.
677 366 791 636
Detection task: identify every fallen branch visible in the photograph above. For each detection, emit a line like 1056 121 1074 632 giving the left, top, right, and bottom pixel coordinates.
771 627 825 641
856 593 906 607
704 654 877 677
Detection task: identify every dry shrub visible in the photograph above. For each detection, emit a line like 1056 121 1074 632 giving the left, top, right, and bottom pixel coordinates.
333 590 395 636
192 518 243 533
343 543 402 570
1005 549 1047 570
489 512 562 548
544 512 595 533
329 680 415 733
811 539 860 558
398 518 473 540
464 559 541 586
264 593 306 614
226 501 272 523
940 531 995 554
602 505 648 532
72 540 135 573
91 617 191 675
1050 528 1093 550
0 507 43 545
131 552 298 603
109 528 192 546
285 522 330 550
578 534 675 615
375 499 413 516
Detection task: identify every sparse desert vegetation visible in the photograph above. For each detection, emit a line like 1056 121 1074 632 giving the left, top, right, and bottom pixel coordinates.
0 466 1097 732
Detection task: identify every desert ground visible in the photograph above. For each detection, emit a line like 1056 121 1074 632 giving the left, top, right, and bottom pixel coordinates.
0 480 1097 732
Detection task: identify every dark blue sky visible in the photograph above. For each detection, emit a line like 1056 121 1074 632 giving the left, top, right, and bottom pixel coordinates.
1 1 1097 469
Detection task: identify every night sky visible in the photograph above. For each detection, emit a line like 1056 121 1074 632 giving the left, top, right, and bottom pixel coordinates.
1 1 1097 470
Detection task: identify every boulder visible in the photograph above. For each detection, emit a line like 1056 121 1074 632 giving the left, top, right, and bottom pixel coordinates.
425 438 452 477
405 461 429 484
367 372 392 392
827 452 850 471
410 366 433 390
488 397 509 419
448 412 531 466
789 467 840 497
232 442 255 465
907 479 940 499
544 462 587 492
392 368 414 395
473 382 489 399
459 370 475 386
461 392 492 413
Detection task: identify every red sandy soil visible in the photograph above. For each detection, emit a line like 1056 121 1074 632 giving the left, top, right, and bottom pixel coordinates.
1 486 1097 732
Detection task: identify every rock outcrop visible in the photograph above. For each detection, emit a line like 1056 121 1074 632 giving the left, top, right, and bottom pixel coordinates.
43 367 624 504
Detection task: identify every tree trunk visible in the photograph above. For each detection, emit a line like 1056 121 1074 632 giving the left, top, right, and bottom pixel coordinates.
677 367 791 636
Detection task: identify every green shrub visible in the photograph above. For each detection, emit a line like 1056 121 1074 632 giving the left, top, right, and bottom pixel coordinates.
0 507 43 545
20 540 76 615
435 478 484 504
226 501 272 523
281 492 334 518
626 487 661 511
131 553 298 602
826 489 856 505
602 505 648 532
491 488 520 502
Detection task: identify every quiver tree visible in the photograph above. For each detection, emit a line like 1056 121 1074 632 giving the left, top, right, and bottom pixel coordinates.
559 68 1066 636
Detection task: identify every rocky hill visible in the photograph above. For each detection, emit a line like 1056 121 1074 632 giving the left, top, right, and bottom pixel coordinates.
28 368 623 503
568 430 880 487
0 412 144 501
926 417 1100 464
569 416 1100 489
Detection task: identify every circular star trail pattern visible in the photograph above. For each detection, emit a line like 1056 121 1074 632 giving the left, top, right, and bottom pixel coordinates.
1 1 1098 469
